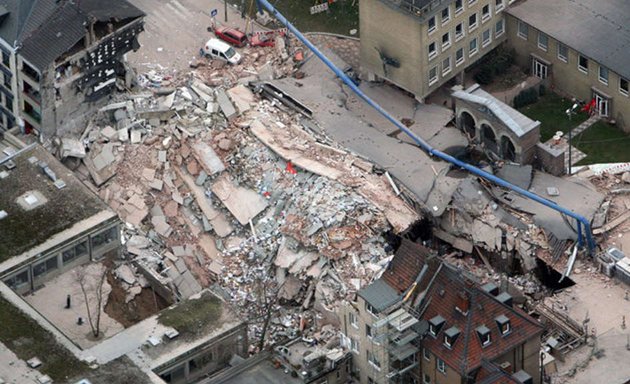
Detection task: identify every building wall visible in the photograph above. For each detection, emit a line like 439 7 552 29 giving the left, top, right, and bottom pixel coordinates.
155 322 248 384
420 346 463 384
360 0 508 100
0 39 18 130
339 297 391 384
455 97 540 164
1 219 121 295
505 14 630 132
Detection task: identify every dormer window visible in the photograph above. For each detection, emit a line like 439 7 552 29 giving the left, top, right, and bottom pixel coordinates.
496 315 511 336
428 315 446 337
443 326 460 348
476 325 491 347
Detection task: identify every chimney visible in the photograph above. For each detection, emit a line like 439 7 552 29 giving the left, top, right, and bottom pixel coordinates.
455 291 470 314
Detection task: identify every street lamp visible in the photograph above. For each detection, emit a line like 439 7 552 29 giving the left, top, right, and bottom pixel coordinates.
565 103 579 175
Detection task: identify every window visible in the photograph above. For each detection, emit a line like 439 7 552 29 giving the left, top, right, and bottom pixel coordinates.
495 19 504 36
1 51 9 67
468 13 478 31
423 347 431 361
469 0 477 5
441 6 450 24
443 327 460 349
620 77 629 96
428 16 436 34
366 302 377 316
477 325 491 347
455 22 464 41
469 38 478 56
455 0 464 14
496 315 511 335
442 32 451 50
456 48 464 65
4 269 29 290
429 66 438 85
366 324 373 338
442 56 451 75
599 66 609 85
495 0 504 12
367 351 381 370
92 226 118 249
538 32 548 51
33 256 59 278
349 311 358 328
62 241 88 264
350 337 359 353
517 21 528 39
482 28 491 47
423 373 431 384
428 315 446 336
578 55 588 73
437 358 446 374
429 42 437 59
482 4 490 21
557 43 568 62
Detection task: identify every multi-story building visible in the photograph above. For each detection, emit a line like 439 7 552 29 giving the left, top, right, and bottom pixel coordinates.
0 0 144 139
418 265 543 384
0 138 120 295
504 0 630 132
339 238 543 384
360 0 513 101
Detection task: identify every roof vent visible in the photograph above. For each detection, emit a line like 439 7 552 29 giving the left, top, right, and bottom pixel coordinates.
24 193 39 206
39 162 57 182
0 170 8 179
4 159 15 169
496 292 513 307
0 210 7 220
512 370 533 384
481 282 499 296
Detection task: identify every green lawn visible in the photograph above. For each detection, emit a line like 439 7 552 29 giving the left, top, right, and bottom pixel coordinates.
158 291 223 339
518 93 589 142
0 296 88 381
574 121 630 165
226 0 359 36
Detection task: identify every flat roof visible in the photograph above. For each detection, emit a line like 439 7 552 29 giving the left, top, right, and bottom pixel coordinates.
217 358 302 384
358 278 401 313
506 0 630 81
0 145 110 261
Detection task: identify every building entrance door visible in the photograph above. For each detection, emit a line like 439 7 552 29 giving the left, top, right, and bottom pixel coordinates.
594 92 609 117
532 59 548 79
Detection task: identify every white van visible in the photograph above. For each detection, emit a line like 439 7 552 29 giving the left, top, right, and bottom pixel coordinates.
200 38 241 65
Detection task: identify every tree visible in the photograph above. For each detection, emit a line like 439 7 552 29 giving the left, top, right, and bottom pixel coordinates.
75 264 108 339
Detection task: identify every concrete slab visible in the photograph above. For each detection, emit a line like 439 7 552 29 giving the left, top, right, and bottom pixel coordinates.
191 142 225 176
0 342 46 383
496 164 533 190
211 174 268 226
216 88 238 121
503 172 604 240
227 84 255 114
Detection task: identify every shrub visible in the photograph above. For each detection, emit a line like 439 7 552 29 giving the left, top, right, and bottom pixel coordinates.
475 66 494 85
514 87 539 108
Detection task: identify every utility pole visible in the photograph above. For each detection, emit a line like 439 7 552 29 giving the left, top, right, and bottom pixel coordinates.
224 0 228 22
565 103 578 175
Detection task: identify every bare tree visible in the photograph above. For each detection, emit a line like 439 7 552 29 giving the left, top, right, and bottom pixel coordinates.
75 264 108 338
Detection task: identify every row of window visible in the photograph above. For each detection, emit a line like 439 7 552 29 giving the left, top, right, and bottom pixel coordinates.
428 0 514 35
2 226 118 291
429 18 504 61
428 21 504 86
518 21 630 97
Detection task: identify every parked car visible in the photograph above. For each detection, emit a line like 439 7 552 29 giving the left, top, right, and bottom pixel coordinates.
213 26 248 48
200 38 241 65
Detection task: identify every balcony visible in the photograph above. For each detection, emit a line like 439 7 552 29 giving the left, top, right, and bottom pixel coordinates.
23 85 41 104
390 329 419 346
388 309 419 332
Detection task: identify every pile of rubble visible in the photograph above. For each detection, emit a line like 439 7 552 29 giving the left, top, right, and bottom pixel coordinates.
60 42 419 349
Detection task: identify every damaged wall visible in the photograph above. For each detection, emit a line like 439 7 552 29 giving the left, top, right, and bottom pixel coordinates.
39 19 144 138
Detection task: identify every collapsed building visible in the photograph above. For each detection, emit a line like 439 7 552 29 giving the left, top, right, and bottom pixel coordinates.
0 0 144 138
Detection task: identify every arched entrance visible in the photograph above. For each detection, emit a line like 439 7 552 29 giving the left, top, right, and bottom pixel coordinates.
460 111 476 139
501 136 516 162
480 124 497 154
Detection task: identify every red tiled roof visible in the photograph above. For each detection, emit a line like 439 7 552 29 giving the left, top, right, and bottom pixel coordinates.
419 264 543 376
381 239 438 294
